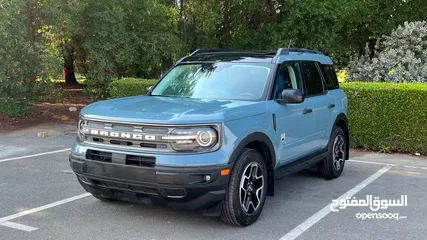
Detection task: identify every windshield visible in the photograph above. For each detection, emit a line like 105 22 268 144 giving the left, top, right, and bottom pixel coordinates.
151 62 273 100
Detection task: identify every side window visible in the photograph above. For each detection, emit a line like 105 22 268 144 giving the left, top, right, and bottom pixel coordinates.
301 62 325 96
274 62 304 99
321 65 339 90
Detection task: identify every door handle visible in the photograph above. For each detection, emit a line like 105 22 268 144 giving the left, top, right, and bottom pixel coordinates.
303 108 312 114
328 103 335 109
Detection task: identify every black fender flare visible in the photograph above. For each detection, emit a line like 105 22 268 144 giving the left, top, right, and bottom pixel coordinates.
332 113 350 160
333 113 348 126
228 132 276 166
229 132 276 196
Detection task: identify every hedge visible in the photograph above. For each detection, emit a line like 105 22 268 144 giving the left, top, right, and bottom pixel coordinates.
341 82 427 154
109 78 157 98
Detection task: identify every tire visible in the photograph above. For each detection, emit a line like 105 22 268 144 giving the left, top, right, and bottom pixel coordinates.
320 126 347 179
221 148 268 226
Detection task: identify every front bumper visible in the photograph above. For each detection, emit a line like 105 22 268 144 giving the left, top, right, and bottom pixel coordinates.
70 153 231 211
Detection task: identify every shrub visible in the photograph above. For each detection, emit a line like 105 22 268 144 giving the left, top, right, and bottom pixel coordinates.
109 78 158 98
341 82 427 154
0 99 30 117
347 21 427 83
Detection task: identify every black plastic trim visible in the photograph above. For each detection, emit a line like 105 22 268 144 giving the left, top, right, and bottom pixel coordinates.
272 114 277 131
229 132 276 168
229 132 276 197
274 148 328 180
70 154 231 211
332 113 350 160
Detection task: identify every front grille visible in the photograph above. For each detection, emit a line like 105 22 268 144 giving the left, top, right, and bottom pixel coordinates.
86 150 156 167
86 150 112 163
125 155 156 167
83 120 176 153
88 178 159 195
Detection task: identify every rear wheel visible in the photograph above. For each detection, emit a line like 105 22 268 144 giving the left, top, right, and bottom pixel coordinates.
221 148 267 226
320 126 347 179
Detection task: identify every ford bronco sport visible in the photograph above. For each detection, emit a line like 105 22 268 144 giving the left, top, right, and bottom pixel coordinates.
70 48 349 226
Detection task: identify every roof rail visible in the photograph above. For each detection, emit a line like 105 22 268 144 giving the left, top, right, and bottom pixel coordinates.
189 49 234 56
189 49 279 56
276 48 324 55
177 49 275 64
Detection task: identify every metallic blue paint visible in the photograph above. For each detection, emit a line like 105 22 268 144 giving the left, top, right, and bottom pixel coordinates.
267 98 315 166
80 96 266 124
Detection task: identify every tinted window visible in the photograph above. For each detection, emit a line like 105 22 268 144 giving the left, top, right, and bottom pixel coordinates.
274 62 304 99
321 65 339 89
302 62 325 96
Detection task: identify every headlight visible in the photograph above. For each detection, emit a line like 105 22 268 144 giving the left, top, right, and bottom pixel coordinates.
162 127 219 152
77 118 88 141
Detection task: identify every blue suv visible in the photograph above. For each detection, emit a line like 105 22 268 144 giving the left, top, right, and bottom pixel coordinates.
70 48 349 226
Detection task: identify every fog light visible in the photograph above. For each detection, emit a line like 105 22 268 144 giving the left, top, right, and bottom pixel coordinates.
204 175 211 181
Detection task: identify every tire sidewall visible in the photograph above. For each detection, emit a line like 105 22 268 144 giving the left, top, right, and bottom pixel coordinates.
327 127 347 177
230 149 268 226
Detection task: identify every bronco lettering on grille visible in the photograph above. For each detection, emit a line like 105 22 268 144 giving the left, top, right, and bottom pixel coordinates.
89 129 149 140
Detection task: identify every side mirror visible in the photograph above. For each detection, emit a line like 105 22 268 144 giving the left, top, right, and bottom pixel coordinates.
146 85 154 95
278 89 304 104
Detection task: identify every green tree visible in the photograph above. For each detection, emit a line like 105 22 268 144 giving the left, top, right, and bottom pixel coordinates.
0 0 41 115
51 0 186 98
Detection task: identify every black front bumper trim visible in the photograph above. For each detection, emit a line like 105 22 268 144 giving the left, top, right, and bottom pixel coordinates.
70 154 231 211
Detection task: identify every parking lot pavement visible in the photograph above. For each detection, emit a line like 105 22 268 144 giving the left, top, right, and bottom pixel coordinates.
0 134 426 240
0 135 73 160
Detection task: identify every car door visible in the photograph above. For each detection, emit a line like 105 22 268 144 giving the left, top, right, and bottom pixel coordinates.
300 61 335 151
268 61 315 166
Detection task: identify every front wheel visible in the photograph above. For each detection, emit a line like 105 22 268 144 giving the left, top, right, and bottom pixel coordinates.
221 148 268 226
320 126 347 179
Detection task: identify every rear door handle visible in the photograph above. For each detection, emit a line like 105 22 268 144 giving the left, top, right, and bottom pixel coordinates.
303 108 312 114
328 103 335 109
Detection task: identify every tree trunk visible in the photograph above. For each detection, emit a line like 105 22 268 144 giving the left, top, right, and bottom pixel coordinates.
64 44 79 85
368 38 377 59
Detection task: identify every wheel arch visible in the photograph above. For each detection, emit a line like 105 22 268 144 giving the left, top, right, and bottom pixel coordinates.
333 113 349 160
229 132 276 197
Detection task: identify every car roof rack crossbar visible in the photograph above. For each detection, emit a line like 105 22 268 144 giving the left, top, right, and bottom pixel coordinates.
277 48 324 56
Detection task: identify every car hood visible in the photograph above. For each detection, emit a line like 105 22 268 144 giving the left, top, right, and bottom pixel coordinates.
80 96 267 124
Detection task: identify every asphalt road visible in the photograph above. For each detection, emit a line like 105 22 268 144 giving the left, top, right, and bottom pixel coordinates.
0 133 426 240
